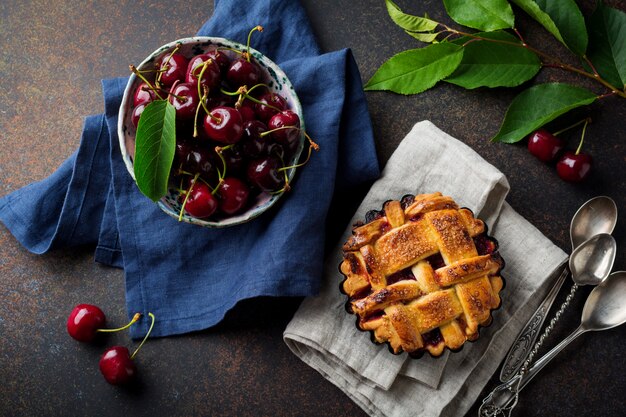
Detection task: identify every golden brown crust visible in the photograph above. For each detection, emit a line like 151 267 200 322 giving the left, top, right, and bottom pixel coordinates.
340 192 504 357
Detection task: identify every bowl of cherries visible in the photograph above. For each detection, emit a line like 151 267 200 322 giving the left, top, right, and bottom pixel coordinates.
118 27 316 227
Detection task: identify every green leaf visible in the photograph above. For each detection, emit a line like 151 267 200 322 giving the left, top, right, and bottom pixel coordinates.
491 83 596 143
585 2 626 89
385 0 438 32
511 0 587 56
405 30 440 43
445 31 540 88
133 100 177 202
364 43 464 94
443 0 514 31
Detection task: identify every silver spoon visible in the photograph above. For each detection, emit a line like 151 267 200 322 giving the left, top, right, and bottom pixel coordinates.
480 245 619 417
499 196 618 382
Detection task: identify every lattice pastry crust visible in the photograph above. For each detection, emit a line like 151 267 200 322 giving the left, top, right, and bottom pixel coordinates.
340 192 504 357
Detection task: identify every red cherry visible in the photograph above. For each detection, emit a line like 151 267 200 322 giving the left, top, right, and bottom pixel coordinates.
157 53 189 87
205 49 231 74
240 120 269 158
217 177 250 215
268 110 301 153
238 104 256 123
133 82 156 106
527 129 564 162
254 92 287 122
182 181 218 218
247 156 284 192
67 304 106 342
168 82 199 120
131 102 148 128
226 58 261 87
556 152 592 182
99 346 137 385
203 106 244 144
185 53 221 90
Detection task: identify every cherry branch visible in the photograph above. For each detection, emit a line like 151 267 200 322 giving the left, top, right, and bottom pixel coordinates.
441 25 626 99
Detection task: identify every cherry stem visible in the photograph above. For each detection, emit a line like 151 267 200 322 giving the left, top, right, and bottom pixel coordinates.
277 132 320 173
246 25 264 61
513 28 526 45
156 44 181 86
259 125 298 138
195 59 214 99
440 25 626 98
130 312 155 360
213 146 228 186
97 313 142 333
575 118 590 155
129 65 164 100
178 173 200 221
553 117 591 136
194 88 209 138
583 55 600 77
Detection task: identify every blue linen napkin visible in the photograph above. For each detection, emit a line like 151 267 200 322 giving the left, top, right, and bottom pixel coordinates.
0 0 379 338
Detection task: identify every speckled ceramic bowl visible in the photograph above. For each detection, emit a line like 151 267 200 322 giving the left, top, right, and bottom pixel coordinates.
118 37 305 227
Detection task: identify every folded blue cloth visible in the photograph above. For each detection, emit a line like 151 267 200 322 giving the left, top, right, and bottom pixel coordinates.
0 0 379 338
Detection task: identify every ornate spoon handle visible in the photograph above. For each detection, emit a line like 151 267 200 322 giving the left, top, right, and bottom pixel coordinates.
480 325 586 416
499 266 569 382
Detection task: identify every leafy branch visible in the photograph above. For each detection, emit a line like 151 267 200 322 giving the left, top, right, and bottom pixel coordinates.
365 0 626 143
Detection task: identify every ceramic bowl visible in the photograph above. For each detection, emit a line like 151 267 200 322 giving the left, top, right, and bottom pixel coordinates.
118 36 305 227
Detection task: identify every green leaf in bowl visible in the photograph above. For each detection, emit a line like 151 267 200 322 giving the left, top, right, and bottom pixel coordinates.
133 100 177 202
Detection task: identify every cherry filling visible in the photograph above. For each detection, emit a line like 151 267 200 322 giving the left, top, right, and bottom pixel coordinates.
473 235 497 255
361 310 384 323
386 268 416 285
425 253 445 270
421 328 443 347
408 213 423 222
400 194 415 209
365 209 385 224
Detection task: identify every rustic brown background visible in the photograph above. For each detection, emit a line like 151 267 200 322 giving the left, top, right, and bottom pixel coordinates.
1 1 624 416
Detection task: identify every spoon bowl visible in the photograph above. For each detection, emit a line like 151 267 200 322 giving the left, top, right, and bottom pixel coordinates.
499 196 619 382
570 196 618 248
569 233 617 286
582 271 626 331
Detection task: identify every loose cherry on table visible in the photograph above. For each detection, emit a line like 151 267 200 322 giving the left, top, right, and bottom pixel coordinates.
67 304 106 342
556 152 592 182
67 304 141 342
527 129 564 162
99 312 156 385
99 346 137 385
556 118 593 182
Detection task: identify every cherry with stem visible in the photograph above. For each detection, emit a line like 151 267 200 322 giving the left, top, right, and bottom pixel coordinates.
99 312 156 386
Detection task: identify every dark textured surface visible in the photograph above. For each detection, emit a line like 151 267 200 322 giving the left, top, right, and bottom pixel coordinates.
0 1 624 416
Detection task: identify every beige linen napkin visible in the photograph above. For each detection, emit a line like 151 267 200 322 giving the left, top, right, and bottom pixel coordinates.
283 121 567 417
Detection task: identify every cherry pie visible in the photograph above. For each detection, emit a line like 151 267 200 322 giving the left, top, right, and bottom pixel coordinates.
340 192 504 357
